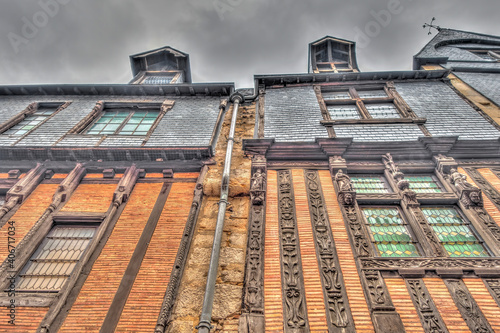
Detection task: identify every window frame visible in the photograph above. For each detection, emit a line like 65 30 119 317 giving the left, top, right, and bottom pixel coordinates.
350 174 393 194
360 205 423 258
466 49 500 61
420 205 492 258
14 223 98 293
404 174 447 194
69 101 173 143
84 107 160 136
0 102 69 137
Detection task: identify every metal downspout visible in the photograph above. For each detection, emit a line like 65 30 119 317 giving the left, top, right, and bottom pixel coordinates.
197 92 245 332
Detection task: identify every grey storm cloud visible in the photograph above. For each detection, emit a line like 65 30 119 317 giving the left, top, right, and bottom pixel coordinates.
0 0 499 88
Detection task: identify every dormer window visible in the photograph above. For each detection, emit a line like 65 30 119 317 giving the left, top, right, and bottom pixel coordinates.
309 36 358 73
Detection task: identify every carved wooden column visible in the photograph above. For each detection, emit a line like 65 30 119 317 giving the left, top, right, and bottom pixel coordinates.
155 166 207 333
434 156 500 256
483 279 500 307
444 279 494 332
382 153 446 257
303 169 355 332
239 155 267 333
329 158 405 333
405 279 448 332
277 169 309 332
330 157 372 258
0 163 46 224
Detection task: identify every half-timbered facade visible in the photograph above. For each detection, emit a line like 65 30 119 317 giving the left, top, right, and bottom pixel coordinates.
1 28 500 333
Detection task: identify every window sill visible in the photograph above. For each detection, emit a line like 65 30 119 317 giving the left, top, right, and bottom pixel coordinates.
320 117 427 125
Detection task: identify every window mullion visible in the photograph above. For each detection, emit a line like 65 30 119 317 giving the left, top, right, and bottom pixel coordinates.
114 111 134 134
350 88 371 119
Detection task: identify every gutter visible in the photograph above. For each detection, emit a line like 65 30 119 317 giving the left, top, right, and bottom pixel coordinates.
197 92 245 332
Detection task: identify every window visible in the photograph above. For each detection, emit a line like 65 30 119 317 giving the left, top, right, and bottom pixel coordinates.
15 225 96 292
142 76 173 84
316 83 427 128
406 175 444 193
351 175 391 193
422 207 489 257
362 207 420 257
467 49 500 61
86 108 159 136
1 103 65 136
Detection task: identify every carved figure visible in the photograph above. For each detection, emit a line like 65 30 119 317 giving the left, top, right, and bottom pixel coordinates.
335 170 353 192
251 168 266 191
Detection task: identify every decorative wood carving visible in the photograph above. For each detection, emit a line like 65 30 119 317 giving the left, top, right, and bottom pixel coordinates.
464 167 500 209
382 153 418 206
156 166 207 333
304 170 354 331
333 170 371 257
360 258 500 269
406 279 449 333
277 170 309 331
444 279 494 333
362 270 394 311
409 206 447 257
240 156 267 332
483 279 500 307
447 168 483 209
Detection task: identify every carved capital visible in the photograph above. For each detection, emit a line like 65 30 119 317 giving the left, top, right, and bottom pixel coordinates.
329 155 347 174
433 154 457 175
113 165 140 206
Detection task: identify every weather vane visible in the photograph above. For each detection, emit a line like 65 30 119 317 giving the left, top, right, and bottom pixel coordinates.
423 17 441 35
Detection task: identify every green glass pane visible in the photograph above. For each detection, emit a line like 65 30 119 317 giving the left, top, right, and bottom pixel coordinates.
371 225 412 243
351 177 389 193
445 243 488 257
120 132 133 135
432 225 476 242
141 119 155 124
121 124 137 132
133 111 147 117
90 124 105 131
127 117 142 124
136 124 152 132
377 242 418 257
133 131 148 136
104 124 120 132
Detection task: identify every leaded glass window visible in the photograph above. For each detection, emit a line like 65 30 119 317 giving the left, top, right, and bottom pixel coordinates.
3 107 58 136
422 207 489 257
351 176 390 193
87 109 159 136
142 76 173 84
320 85 406 120
362 207 420 257
327 105 360 119
406 175 443 193
16 225 96 292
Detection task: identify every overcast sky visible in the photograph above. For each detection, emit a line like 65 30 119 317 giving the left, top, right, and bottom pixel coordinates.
0 0 498 89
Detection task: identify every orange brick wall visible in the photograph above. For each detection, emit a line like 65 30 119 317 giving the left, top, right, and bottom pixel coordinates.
264 170 284 332
0 307 49 332
60 184 116 213
0 184 59 262
463 278 500 331
423 278 469 332
385 279 424 333
319 170 374 332
291 169 328 331
174 172 199 179
59 183 163 332
115 182 196 332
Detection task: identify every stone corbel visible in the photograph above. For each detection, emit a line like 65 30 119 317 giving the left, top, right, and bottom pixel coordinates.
0 163 46 221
